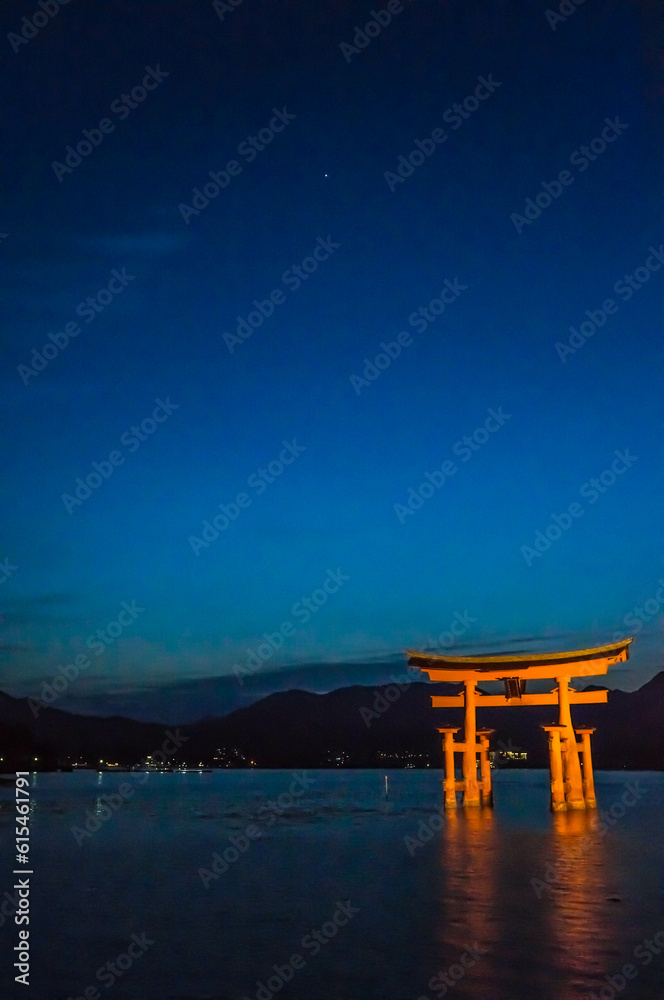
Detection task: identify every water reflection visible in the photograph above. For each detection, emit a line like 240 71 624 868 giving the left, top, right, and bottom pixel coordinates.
438 808 499 998
546 809 612 991
435 805 620 1000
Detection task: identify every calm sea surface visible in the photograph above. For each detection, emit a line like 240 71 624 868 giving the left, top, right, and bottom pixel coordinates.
1 769 662 1000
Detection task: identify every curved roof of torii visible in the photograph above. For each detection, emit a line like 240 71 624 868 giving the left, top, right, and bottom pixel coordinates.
407 637 633 682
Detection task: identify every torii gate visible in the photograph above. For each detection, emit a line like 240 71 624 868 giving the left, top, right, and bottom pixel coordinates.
407 638 633 812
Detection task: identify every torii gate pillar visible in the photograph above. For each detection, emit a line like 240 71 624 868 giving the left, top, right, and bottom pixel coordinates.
477 729 494 807
438 727 459 809
556 676 585 810
542 725 567 811
576 728 597 808
462 680 481 807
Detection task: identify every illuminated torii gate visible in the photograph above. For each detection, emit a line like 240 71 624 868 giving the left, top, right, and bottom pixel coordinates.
407 638 633 812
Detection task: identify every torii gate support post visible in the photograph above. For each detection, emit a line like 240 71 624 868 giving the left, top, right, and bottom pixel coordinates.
462 680 481 807
438 727 459 809
576 728 597 808
477 729 494 807
556 676 586 809
542 725 567 812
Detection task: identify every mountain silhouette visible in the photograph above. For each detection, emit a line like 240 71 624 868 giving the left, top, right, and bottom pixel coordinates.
0 673 662 770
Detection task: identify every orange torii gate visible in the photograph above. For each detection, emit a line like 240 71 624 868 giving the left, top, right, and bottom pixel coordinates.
407 638 633 812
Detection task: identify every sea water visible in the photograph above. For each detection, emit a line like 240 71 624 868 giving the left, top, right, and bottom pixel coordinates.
1 769 662 999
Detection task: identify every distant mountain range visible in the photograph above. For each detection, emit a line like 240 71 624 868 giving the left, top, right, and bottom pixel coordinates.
1 672 662 770
16 642 642 724
17 658 413 723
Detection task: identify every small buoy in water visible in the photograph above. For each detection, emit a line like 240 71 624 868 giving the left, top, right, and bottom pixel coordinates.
606 896 622 902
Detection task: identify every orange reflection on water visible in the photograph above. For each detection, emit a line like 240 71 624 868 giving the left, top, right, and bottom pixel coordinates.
439 808 498 964
544 808 613 986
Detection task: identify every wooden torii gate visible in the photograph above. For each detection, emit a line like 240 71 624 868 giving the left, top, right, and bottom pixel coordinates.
407 638 633 812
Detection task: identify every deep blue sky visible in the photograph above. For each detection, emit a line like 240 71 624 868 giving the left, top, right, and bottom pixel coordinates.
2 0 663 712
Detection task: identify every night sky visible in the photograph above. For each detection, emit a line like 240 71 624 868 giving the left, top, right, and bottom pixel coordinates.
2 0 663 715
